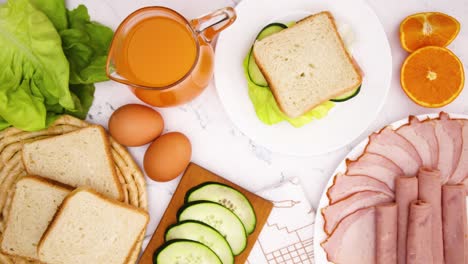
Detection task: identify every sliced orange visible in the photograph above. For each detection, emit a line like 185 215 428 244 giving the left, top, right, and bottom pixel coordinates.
401 46 464 108
400 12 460 52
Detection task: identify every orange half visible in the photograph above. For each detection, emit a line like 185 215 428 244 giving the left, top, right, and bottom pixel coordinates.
401 46 464 108
400 12 460 52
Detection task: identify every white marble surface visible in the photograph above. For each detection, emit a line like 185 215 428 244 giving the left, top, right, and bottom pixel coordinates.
70 0 468 247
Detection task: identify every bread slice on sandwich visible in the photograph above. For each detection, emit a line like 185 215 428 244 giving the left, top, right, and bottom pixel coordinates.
253 11 362 118
0 176 72 260
37 188 149 264
22 125 124 201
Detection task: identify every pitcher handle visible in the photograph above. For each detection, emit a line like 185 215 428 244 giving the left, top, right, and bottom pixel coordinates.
190 7 236 43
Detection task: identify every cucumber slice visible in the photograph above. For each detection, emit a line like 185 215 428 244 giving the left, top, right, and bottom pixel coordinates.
256 23 287 41
154 239 222 264
186 182 257 234
248 49 268 87
247 23 287 87
331 85 361 102
165 220 234 264
177 201 247 255
285 21 296 27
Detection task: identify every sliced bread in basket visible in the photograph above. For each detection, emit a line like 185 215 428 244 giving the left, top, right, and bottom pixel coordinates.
22 125 124 201
38 187 149 264
0 175 72 260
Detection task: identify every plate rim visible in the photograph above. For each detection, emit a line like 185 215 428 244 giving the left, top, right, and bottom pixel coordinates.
313 112 468 263
214 0 393 156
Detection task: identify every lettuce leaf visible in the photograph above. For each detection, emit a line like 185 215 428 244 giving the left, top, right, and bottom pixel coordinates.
33 3 113 85
0 117 10 131
66 83 95 119
243 54 334 127
61 5 113 84
34 3 111 119
0 0 112 131
29 0 68 31
0 0 75 131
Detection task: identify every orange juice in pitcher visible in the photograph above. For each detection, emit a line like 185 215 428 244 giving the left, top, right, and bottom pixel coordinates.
106 7 236 107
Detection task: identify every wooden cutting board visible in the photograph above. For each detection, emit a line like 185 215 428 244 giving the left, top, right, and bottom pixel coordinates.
139 163 273 263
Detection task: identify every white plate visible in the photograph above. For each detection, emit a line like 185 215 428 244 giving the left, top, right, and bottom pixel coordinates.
313 112 468 263
214 0 392 156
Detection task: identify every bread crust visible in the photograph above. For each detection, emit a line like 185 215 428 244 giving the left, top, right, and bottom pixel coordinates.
95 125 126 202
21 125 125 202
20 175 74 193
37 187 149 264
0 175 73 261
253 11 363 118
126 230 146 264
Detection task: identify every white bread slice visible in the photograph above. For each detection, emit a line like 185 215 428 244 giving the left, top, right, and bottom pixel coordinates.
253 11 362 118
0 176 72 260
37 187 149 264
22 126 124 201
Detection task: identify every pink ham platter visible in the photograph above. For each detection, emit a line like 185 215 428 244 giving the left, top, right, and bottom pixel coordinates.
313 112 468 264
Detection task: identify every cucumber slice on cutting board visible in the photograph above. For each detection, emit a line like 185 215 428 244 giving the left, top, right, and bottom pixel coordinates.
177 201 247 255
330 85 361 102
186 182 257 234
165 220 234 264
248 23 287 87
153 239 222 264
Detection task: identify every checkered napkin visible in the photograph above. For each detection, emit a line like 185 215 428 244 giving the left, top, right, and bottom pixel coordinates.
248 178 316 264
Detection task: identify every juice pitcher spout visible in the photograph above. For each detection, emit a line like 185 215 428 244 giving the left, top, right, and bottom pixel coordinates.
190 7 236 43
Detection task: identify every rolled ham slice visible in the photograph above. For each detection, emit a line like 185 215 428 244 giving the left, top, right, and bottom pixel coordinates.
406 200 433 264
376 203 397 264
434 112 463 183
322 191 392 234
449 120 468 184
442 184 466 264
466 196 468 264
396 176 418 264
322 207 376 264
346 153 403 190
418 167 443 264
327 173 394 204
463 178 468 193
365 126 422 176
397 116 438 168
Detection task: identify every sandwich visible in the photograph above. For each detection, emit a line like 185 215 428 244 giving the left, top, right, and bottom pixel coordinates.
253 11 362 118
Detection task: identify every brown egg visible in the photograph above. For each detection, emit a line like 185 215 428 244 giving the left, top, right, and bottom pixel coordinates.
144 132 192 182
108 104 164 147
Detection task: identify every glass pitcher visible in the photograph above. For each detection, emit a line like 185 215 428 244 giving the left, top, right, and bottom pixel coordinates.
106 6 236 107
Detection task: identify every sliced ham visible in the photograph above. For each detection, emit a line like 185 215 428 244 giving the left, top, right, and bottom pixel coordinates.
448 120 468 184
322 191 392 234
346 153 403 190
434 112 463 183
406 200 433 264
463 178 468 193
417 167 443 264
322 207 376 264
397 116 438 168
366 126 422 176
442 184 466 264
376 203 397 264
396 176 418 264
327 173 394 204
466 196 468 264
